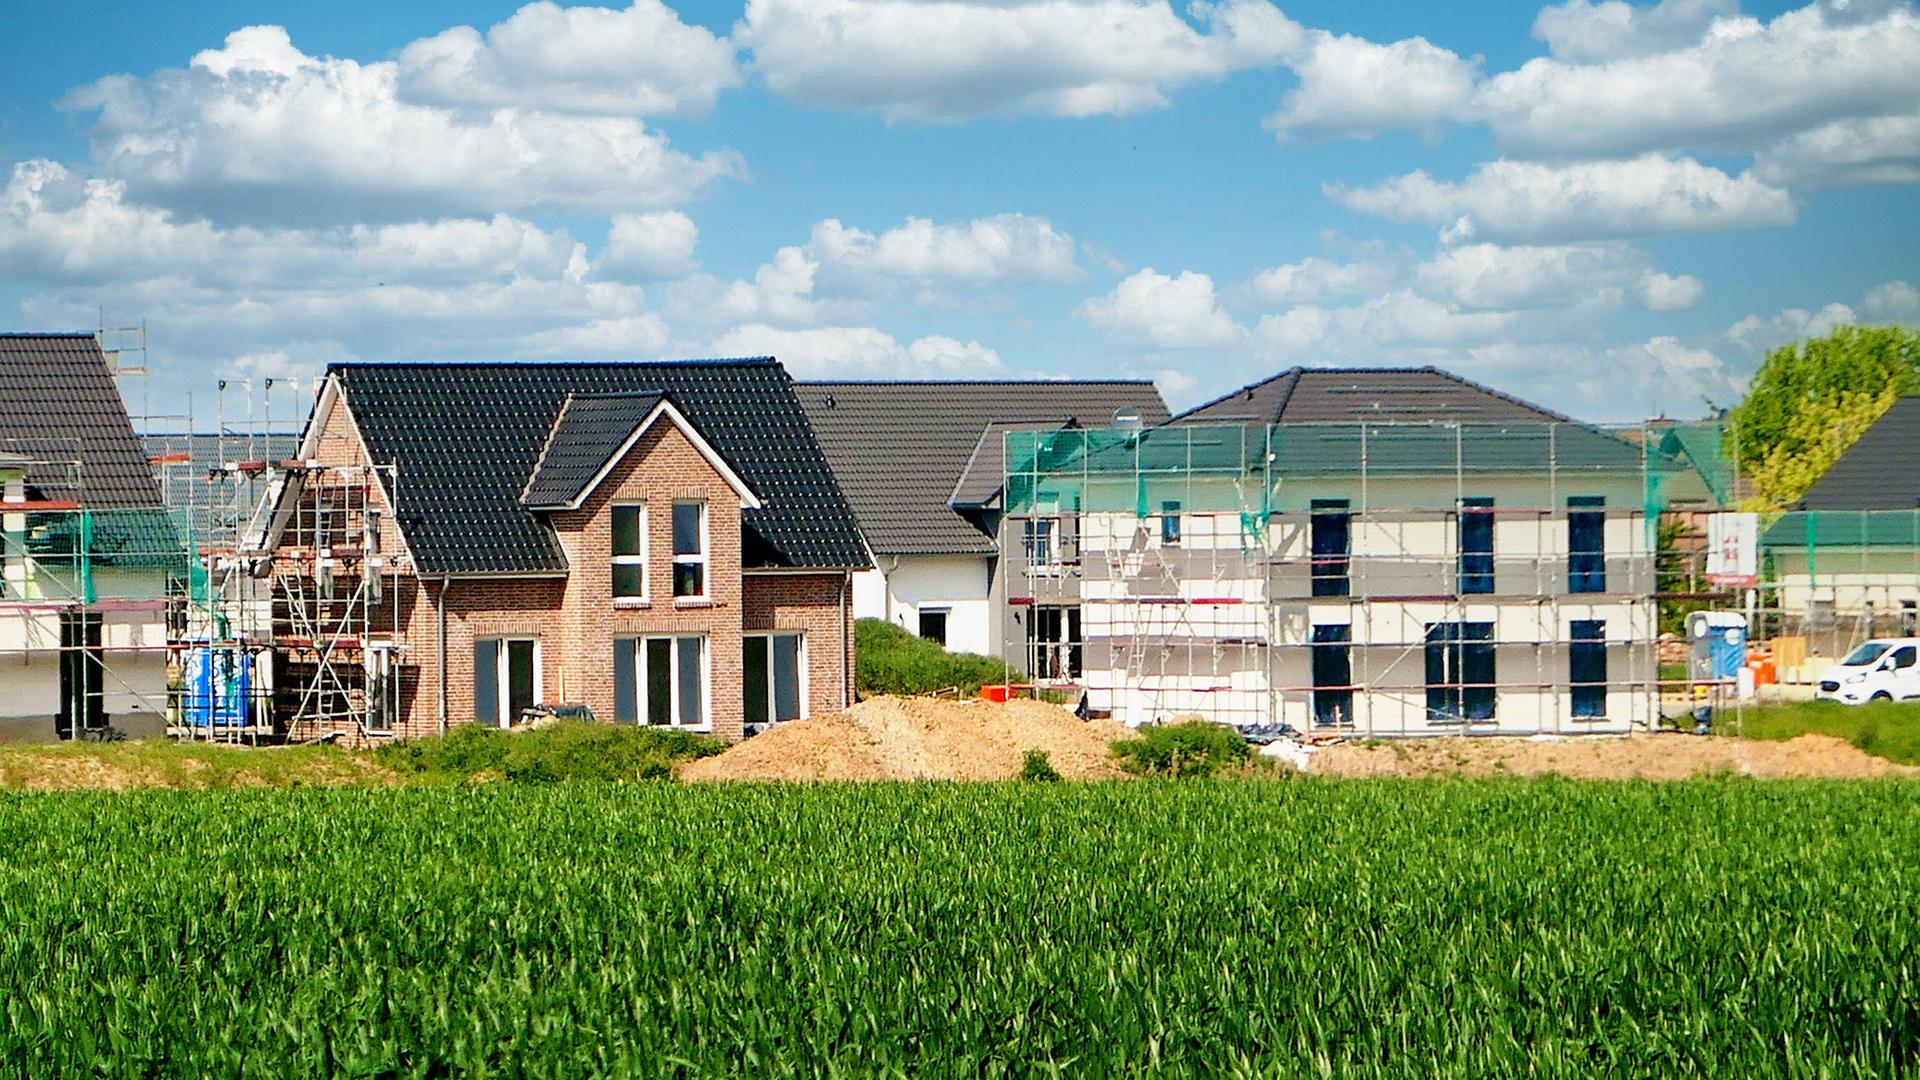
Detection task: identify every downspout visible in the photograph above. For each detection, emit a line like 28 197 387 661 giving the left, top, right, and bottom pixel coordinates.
882 554 901 624
434 577 449 735
841 569 852 708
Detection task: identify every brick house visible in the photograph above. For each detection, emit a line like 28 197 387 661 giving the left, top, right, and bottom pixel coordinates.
265 359 869 742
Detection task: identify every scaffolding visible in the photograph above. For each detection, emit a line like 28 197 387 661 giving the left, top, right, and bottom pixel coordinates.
999 421 1678 736
0 441 187 738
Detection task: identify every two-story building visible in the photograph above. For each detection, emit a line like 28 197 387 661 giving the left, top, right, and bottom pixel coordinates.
795 380 1170 657
262 358 868 742
997 367 1676 735
1 333 179 741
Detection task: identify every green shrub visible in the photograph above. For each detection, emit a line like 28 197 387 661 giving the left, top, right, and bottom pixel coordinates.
374 721 726 783
1018 749 1062 782
1110 720 1251 778
855 618 1009 698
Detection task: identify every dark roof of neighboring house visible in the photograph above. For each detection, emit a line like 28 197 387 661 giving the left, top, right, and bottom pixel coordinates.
144 432 301 544
0 333 165 509
1795 396 1920 512
1176 366 1580 426
795 381 1172 556
324 359 867 576
521 392 670 509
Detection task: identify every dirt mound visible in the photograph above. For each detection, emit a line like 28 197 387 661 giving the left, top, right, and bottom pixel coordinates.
1306 732 1917 780
681 696 1134 782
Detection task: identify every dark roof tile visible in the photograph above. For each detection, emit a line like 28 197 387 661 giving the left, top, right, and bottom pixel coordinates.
328 359 866 575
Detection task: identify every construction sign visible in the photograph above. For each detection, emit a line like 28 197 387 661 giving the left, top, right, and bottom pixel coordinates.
1706 512 1758 587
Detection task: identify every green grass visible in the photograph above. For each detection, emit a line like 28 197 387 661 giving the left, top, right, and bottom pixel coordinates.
1732 698 1920 765
855 617 1011 697
1110 719 1255 777
0 738 384 790
373 720 727 783
2 782 1916 1075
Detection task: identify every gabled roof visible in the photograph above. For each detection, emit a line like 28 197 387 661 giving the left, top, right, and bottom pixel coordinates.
320 359 867 576
1795 396 1920 511
1176 366 1580 426
0 334 165 509
795 381 1171 556
517 391 759 513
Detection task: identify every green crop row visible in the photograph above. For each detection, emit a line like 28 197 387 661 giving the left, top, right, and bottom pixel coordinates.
0 781 1915 1077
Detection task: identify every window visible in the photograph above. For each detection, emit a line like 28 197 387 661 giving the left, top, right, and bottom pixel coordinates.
1023 517 1056 568
1568 496 1605 594
1425 622 1495 722
1458 497 1494 595
1903 600 1917 637
744 633 806 727
1893 645 1918 670
1311 624 1353 728
1310 499 1351 598
917 608 949 646
672 501 706 599
1028 605 1083 680
1161 501 1182 544
611 503 646 600
613 635 708 727
1570 619 1607 719
474 638 539 728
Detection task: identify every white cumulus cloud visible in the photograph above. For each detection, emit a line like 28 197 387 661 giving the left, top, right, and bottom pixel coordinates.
1078 268 1244 349
596 211 700 281
62 24 742 225
1244 255 1403 305
1531 0 1736 62
734 0 1301 121
709 324 1003 376
808 214 1080 285
397 1 741 117
1265 32 1480 142
1327 155 1797 243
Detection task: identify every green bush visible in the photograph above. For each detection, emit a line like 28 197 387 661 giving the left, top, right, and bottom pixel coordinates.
1110 720 1251 778
1018 749 1062 782
374 721 726 783
855 618 1009 698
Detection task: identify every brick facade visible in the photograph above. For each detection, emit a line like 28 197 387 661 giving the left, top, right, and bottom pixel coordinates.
275 385 854 742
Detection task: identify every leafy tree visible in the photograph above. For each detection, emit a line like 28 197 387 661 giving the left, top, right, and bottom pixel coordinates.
1726 325 1920 509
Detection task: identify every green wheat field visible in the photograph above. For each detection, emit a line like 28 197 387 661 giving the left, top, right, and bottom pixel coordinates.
2 781 1914 1076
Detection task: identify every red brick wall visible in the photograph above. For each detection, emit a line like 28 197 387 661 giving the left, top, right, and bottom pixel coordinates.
742 572 854 719
275 385 853 742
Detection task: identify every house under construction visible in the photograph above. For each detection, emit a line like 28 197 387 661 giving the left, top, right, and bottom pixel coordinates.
0 334 184 741
992 368 1681 735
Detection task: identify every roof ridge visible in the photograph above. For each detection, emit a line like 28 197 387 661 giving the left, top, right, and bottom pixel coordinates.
1171 366 1303 422
798 379 1159 387
329 356 779 372
0 331 96 339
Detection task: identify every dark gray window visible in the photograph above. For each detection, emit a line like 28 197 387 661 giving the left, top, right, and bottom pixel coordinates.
1568 497 1605 593
1311 624 1353 728
917 608 948 646
1458 497 1494 595
625 635 707 727
745 633 805 725
672 501 706 598
1570 619 1606 718
1426 622 1495 722
1310 499 1351 598
612 504 645 599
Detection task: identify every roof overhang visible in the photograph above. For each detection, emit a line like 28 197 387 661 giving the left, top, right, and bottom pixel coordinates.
523 397 762 512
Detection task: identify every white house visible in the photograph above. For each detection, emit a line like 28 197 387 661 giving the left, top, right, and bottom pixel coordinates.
996 367 1675 735
0 334 179 742
796 381 1170 657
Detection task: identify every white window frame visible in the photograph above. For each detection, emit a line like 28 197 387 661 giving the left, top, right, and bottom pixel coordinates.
611 501 648 603
744 631 808 726
623 633 711 730
672 500 709 602
917 607 950 646
482 636 543 729
1023 516 1059 574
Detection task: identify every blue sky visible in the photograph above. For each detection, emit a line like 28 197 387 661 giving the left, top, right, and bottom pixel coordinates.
2 0 1916 428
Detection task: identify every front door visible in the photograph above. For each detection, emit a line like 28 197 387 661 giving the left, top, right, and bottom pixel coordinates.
57 612 105 739
505 639 537 724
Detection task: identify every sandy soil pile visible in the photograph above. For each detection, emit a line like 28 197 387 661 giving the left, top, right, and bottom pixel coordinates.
1306 732 1916 780
681 695 1135 782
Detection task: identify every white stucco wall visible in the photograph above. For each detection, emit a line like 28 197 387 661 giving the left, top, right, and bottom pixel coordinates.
859 554 997 655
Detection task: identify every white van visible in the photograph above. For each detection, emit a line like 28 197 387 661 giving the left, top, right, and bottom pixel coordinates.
1816 638 1920 704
